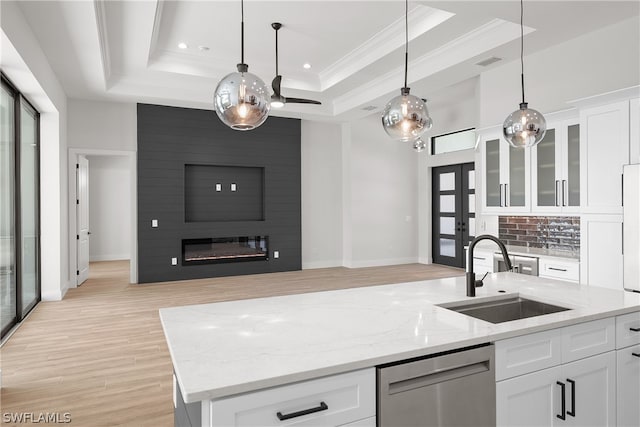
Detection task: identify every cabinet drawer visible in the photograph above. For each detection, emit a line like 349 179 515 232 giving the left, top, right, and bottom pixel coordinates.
539 258 579 282
210 368 375 426
616 311 640 349
562 317 615 363
495 329 562 381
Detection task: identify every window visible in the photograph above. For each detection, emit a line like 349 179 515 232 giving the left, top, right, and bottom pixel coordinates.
431 128 476 155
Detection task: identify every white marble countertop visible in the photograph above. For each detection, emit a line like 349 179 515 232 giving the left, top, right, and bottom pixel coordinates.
468 242 580 261
159 273 639 403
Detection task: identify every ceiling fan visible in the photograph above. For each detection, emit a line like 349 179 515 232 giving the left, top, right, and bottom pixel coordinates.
270 22 321 108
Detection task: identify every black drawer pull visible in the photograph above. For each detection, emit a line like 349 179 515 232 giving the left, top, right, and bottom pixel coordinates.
630 327 640 332
556 381 566 420
276 402 328 421
567 379 576 417
548 267 567 272
632 352 640 358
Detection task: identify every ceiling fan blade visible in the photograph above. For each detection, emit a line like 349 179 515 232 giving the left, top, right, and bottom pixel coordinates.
284 97 322 105
272 75 282 97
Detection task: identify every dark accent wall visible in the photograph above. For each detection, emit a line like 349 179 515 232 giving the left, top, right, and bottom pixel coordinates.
137 103 301 283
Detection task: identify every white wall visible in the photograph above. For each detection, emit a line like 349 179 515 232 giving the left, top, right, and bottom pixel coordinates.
67 99 137 151
301 121 343 268
1 2 69 300
479 16 640 128
343 114 420 267
86 155 132 262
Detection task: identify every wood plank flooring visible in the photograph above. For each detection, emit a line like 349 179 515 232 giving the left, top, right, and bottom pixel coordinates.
0 261 463 426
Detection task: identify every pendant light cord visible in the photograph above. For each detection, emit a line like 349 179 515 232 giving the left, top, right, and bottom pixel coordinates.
404 0 409 89
520 0 525 104
275 26 279 76
240 0 245 65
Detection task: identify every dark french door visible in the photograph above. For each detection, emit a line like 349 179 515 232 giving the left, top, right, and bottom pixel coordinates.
432 163 475 268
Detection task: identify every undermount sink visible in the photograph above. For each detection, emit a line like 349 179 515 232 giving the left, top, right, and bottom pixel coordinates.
439 296 571 324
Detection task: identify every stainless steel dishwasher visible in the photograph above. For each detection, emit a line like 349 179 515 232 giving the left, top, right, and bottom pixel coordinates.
377 344 495 427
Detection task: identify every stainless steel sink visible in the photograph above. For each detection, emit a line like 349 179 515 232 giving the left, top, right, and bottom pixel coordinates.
439 296 571 324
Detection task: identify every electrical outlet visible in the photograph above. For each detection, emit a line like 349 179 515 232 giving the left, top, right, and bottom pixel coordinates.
231 183 237 191
215 183 222 192
274 251 279 259
171 257 178 266
152 219 158 228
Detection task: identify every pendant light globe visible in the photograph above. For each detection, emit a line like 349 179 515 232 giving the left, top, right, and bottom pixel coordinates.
413 137 428 152
503 102 546 148
382 88 432 142
214 64 271 131
503 0 546 148
213 0 270 131
381 0 432 143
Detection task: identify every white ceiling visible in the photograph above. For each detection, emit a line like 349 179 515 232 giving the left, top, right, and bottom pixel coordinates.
13 0 640 122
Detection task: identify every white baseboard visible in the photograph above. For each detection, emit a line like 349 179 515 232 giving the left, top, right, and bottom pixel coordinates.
90 254 130 262
41 280 69 301
418 257 432 264
302 260 343 269
345 257 419 269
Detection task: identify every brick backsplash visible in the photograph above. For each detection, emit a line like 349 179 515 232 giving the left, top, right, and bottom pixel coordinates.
498 216 580 254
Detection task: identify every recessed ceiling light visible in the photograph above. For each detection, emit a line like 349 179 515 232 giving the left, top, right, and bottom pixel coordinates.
178 42 188 49
198 46 210 52
303 63 312 69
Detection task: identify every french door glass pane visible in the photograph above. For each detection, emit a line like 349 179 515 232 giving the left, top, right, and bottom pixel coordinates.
485 139 500 206
468 218 476 238
468 170 475 190
537 129 556 206
439 239 455 257
567 124 580 206
1 85 16 332
440 195 455 213
439 172 455 191
468 194 475 213
440 217 455 235
20 103 39 316
509 145 526 206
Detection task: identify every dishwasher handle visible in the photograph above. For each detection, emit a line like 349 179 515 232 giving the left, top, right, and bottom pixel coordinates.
379 345 494 396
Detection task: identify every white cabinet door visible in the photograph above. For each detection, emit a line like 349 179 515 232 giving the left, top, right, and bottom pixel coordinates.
580 214 623 288
531 119 581 214
480 129 530 213
561 351 616 427
580 101 629 214
617 345 640 427
496 366 562 427
338 417 376 427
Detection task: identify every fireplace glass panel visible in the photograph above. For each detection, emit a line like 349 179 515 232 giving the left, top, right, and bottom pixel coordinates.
182 236 268 265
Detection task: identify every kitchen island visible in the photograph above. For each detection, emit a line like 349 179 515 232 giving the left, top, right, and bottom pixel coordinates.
160 272 640 426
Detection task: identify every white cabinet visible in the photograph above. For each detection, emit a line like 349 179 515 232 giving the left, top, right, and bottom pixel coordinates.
465 247 494 275
630 98 640 164
616 312 640 427
580 101 630 214
539 258 580 283
496 318 616 427
531 120 581 213
209 368 375 427
481 129 530 213
580 214 623 289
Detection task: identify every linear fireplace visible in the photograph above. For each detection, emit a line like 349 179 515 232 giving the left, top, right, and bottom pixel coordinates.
182 236 269 265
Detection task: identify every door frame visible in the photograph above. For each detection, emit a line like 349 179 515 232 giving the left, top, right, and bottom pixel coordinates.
67 149 137 286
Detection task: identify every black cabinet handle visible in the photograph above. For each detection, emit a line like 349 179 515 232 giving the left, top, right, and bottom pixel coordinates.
276 402 328 421
630 327 640 332
556 381 566 420
548 267 568 272
567 379 576 417
632 352 640 358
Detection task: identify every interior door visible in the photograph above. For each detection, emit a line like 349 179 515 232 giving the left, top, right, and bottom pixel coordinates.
76 155 89 285
432 163 475 268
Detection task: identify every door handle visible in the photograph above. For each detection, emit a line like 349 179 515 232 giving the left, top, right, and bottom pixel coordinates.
556 381 566 420
504 183 509 207
562 180 568 206
566 378 576 417
499 184 503 207
555 180 560 206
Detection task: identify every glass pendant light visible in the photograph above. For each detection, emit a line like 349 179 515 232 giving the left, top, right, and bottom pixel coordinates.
382 0 433 142
503 0 546 148
413 137 427 152
213 0 270 131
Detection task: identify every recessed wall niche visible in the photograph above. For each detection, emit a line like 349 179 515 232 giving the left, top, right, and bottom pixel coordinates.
184 164 265 222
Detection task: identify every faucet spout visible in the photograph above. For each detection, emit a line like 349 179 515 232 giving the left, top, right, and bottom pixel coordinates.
466 234 512 297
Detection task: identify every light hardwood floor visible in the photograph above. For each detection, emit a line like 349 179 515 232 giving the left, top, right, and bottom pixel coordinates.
0 261 463 426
